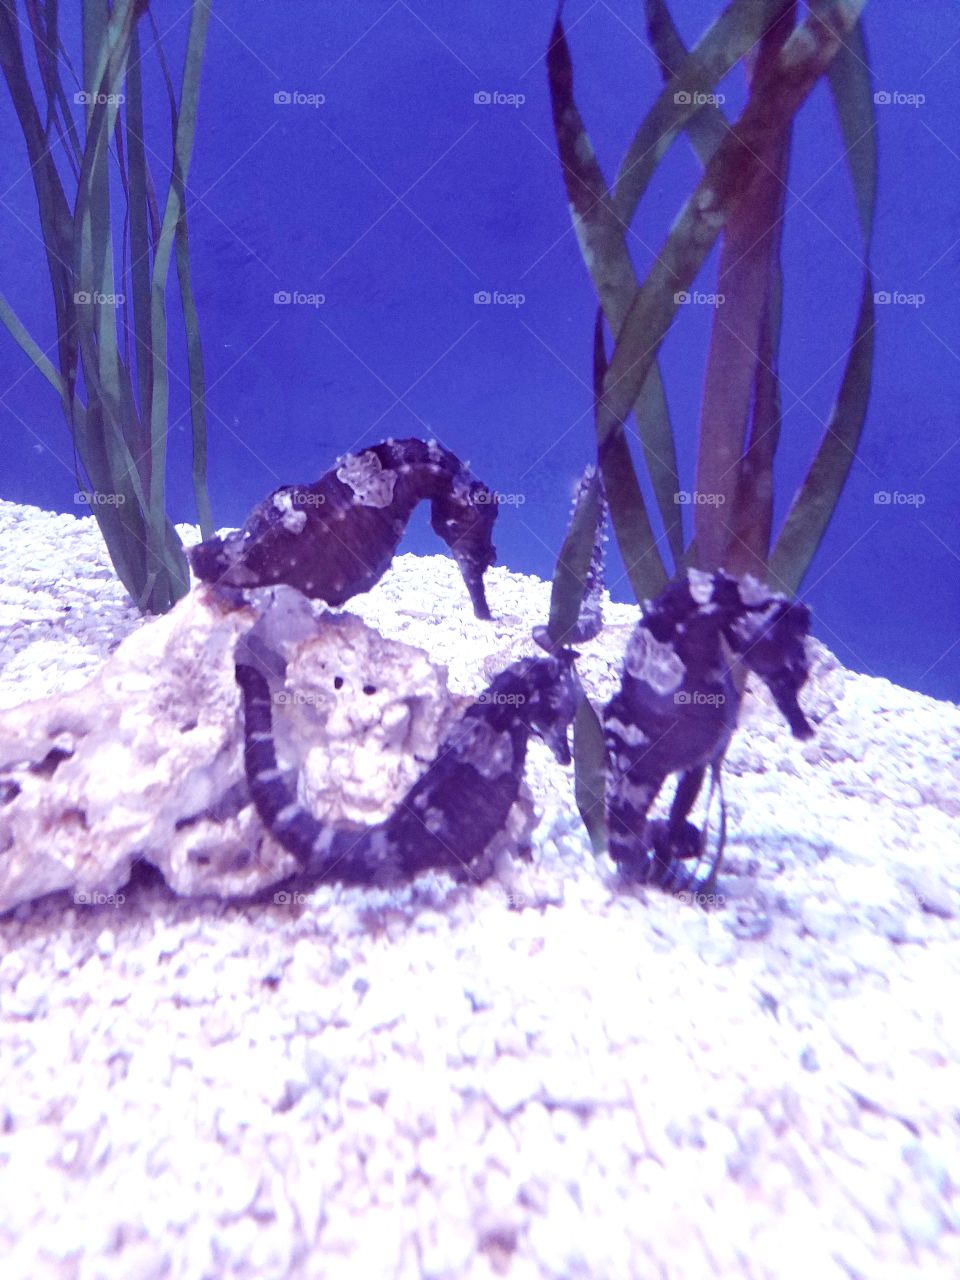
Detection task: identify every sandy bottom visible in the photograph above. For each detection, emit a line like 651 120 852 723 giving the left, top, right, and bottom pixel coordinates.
1 498 959 1280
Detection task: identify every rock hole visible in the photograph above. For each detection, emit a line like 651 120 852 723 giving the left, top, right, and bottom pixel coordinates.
179 719 198 734
333 676 344 690
29 746 74 778
362 684 376 696
0 779 21 805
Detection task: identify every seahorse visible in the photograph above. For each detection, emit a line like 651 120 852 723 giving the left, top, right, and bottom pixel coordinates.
188 437 498 618
603 568 814 892
236 647 581 891
230 463 600 896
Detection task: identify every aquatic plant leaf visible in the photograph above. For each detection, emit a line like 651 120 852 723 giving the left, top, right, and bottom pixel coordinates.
544 464 605 650
598 1 868 480
145 0 212 554
694 2 795 575
769 17 877 592
612 0 774 229
0 0 210 613
642 0 729 163
591 310 667 603
123 32 154 461
149 8 214 541
547 9 680 582
573 694 609 856
0 293 64 394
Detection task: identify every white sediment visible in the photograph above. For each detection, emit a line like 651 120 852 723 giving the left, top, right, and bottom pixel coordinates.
1 497 959 1279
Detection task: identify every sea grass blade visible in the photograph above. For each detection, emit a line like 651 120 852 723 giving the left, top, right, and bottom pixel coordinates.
545 465 604 649
573 695 609 856
727 264 784 579
592 310 667 603
145 0 212 555
24 0 83 179
642 0 730 162
176 215 214 540
124 28 154 464
545 309 612 646
74 0 148 515
612 0 774 229
150 9 214 540
598 1 868 468
693 2 795 574
0 1 76 389
0 292 65 394
769 17 877 592
547 9 680 580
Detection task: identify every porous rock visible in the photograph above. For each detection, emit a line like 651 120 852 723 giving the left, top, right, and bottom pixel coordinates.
0 586 464 912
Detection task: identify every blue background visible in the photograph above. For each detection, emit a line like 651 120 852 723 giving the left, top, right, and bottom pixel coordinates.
1 1 957 699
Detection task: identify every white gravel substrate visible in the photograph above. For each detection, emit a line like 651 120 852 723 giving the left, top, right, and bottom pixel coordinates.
1 497 959 1280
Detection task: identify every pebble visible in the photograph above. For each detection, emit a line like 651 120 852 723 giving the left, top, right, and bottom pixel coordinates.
485 1055 540 1114
7 971 48 1018
901 869 956 920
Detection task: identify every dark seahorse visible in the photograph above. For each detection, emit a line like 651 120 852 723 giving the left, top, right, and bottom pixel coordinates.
233 464 605 895
236 648 581 891
188 437 498 619
602 567 814 893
